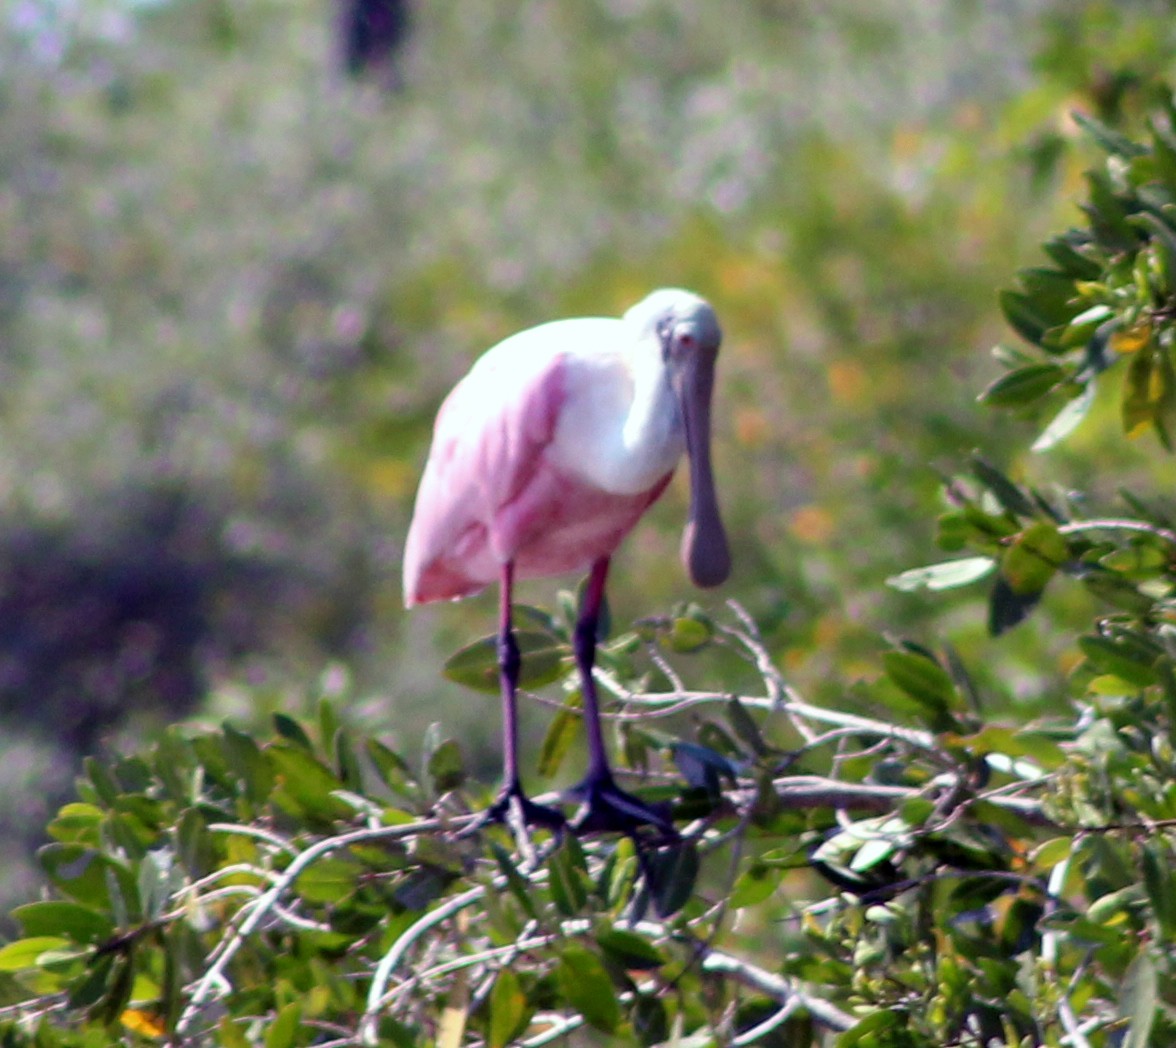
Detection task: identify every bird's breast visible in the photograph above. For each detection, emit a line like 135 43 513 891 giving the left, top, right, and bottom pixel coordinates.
547 354 684 496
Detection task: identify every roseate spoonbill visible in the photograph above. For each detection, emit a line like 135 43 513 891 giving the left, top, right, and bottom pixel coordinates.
403 288 730 834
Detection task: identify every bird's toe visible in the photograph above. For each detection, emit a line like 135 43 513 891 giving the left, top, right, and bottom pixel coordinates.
567 775 676 837
466 786 565 836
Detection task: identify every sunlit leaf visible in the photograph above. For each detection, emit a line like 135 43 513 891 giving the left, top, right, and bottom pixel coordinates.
0 937 73 973
537 694 582 778
556 945 619 1033
295 856 360 905
1120 952 1158 1048
442 631 567 693
729 862 777 909
1001 521 1067 595
887 556 996 592
489 968 529 1048
662 616 712 653
1031 383 1095 451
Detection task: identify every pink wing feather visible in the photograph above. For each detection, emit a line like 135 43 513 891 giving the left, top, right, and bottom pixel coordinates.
402 348 569 606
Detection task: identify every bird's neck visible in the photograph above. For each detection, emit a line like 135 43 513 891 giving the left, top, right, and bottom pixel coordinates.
625 345 682 449
550 341 683 496
619 344 682 477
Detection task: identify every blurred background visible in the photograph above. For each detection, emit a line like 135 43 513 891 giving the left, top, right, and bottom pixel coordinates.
1 0 1173 906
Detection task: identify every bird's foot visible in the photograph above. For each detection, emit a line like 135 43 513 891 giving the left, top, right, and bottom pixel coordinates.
567 772 677 838
458 783 565 839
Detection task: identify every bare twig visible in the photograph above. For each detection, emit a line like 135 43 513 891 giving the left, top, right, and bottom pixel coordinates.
1059 518 1176 547
178 820 442 1039
701 950 855 1031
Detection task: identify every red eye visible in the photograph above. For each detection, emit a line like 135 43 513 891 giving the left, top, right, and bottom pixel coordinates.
677 332 695 350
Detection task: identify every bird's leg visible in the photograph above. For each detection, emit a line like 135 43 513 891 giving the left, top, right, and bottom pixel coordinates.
472 562 564 834
569 558 675 836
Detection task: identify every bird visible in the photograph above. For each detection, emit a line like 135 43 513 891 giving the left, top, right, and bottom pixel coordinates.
403 288 731 835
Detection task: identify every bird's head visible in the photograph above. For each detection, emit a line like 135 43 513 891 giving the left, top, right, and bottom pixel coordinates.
627 289 731 589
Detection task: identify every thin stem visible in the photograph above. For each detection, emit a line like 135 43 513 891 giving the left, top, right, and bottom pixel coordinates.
1058 517 1176 546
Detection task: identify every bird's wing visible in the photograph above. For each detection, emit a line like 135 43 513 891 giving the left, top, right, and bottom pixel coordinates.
402 334 573 606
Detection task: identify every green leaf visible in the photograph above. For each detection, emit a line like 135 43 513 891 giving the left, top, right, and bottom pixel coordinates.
726 697 771 757
1001 521 1067 596
46 803 105 845
729 862 777 909
491 843 539 921
999 289 1049 346
38 844 134 911
222 722 274 805
273 713 314 751
971 456 1036 518
265 1001 302 1048
631 995 669 1047
137 849 175 923
296 856 361 904
442 631 566 694
595 928 666 971
1078 635 1158 687
537 694 582 778
426 738 466 792
1028 837 1073 873
0 937 72 972
887 556 996 592
1141 842 1176 938
1123 337 1161 439
647 839 699 917
1119 952 1158 1048
488 968 529 1048
365 738 419 799
662 616 712 653
978 363 1064 407
67 954 115 1010
334 728 363 792
267 745 353 824
1072 109 1149 159
1041 234 1103 279
11 902 115 945
882 650 958 724
547 837 590 916
835 1008 900 1046
1032 383 1096 451
556 945 620 1033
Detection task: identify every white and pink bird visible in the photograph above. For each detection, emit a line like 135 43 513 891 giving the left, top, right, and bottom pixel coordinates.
403 288 730 834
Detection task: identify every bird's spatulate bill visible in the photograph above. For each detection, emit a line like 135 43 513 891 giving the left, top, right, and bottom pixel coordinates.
678 354 730 588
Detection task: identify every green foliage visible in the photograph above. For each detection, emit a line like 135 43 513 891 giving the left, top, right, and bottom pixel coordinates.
10 1 1176 1046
